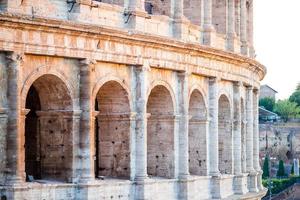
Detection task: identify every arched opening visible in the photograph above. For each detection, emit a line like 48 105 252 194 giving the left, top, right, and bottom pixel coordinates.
183 0 202 26
144 0 172 17
218 94 233 174
94 0 124 7
147 85 174 178
241 98 246 173
212 0 227 34
95 81 131 179
25 74 73 182
188 90 207 176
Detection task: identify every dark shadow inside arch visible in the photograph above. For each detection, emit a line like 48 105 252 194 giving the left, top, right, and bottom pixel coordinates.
25 74 73 182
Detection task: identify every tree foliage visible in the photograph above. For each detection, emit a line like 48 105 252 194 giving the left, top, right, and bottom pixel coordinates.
263 156 270 179
289 90 300 107
277 160 286 177
274 100 300 122
259 97 275 112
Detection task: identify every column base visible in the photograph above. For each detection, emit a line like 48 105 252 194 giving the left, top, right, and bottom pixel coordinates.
5 174 25 186
256 170 264 191
134 175 149 183
172 16 190 40
78 175 95 184
202 25 216 46
247 171 259 193
241 42 249 56
233 173 249 195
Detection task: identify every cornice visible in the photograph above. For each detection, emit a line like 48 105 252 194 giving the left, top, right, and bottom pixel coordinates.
0 12 266 80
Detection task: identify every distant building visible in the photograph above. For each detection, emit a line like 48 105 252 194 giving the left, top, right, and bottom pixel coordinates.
260 84 278 100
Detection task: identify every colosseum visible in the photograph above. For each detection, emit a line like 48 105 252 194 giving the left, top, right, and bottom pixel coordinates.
0 0 267 199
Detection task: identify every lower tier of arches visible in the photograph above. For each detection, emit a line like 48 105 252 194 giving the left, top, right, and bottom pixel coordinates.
0 175 267 200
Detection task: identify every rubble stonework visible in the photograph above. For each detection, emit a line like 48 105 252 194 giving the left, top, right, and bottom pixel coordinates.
0 0 266 199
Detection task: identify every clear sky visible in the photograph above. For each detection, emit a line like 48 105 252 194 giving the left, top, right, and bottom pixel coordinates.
254 0 300 100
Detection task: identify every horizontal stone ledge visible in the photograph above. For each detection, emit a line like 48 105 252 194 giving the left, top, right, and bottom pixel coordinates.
0 107 8 115
96 112 137 121
147 114 181 121
35 110 82 117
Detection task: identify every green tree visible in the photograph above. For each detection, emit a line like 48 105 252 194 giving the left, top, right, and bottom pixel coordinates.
289 90 300 107
259 97 275 112
274 100 300 122
291 163 294 175
263 156 270 179
277 160 286 177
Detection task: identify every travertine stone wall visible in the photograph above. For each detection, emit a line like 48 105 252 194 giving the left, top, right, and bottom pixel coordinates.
0 0 265 198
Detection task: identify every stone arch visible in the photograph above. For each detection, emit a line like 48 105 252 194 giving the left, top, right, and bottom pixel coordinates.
21 68 76 110
94 80 131 178
147 80 176 113
24 74 74 182
147 85 175 178
241 97 247 173
212 0 227 34
144 0 172 17
188 89 208 176
183 0 202 26
92 76 132 111
218 94 233 174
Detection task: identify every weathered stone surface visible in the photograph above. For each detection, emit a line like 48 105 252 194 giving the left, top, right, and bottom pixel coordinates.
0 0 266 199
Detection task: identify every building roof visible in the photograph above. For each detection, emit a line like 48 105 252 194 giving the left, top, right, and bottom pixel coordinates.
261 84 278 93
259 106 278 118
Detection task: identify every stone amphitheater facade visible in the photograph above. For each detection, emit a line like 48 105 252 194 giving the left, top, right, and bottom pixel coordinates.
0 0 267 199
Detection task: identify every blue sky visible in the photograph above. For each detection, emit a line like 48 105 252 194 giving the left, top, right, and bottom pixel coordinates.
254 0 300 99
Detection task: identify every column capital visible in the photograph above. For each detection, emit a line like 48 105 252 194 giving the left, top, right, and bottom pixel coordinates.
6 52 25 66
177 71 191 78
208 76 221 83
233 81 243 87
246 85 254 91
80 58 97 68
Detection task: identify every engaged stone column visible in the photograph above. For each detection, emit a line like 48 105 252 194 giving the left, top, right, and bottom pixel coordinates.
227 0 236 52
246 86 258 192
208 77 220 176
133 65 149 182
203 0 215 45
177 72 189 179
0 53 8 185
172 0 189 39
79 59 96 182
248 0 255 58
6 52 25 184
240 0 248 56
125 0 147 30
235 0 241 37
127 0 145 11
253 89 260 172
233 82 248 194
253 88 263 190
233 82 242 175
